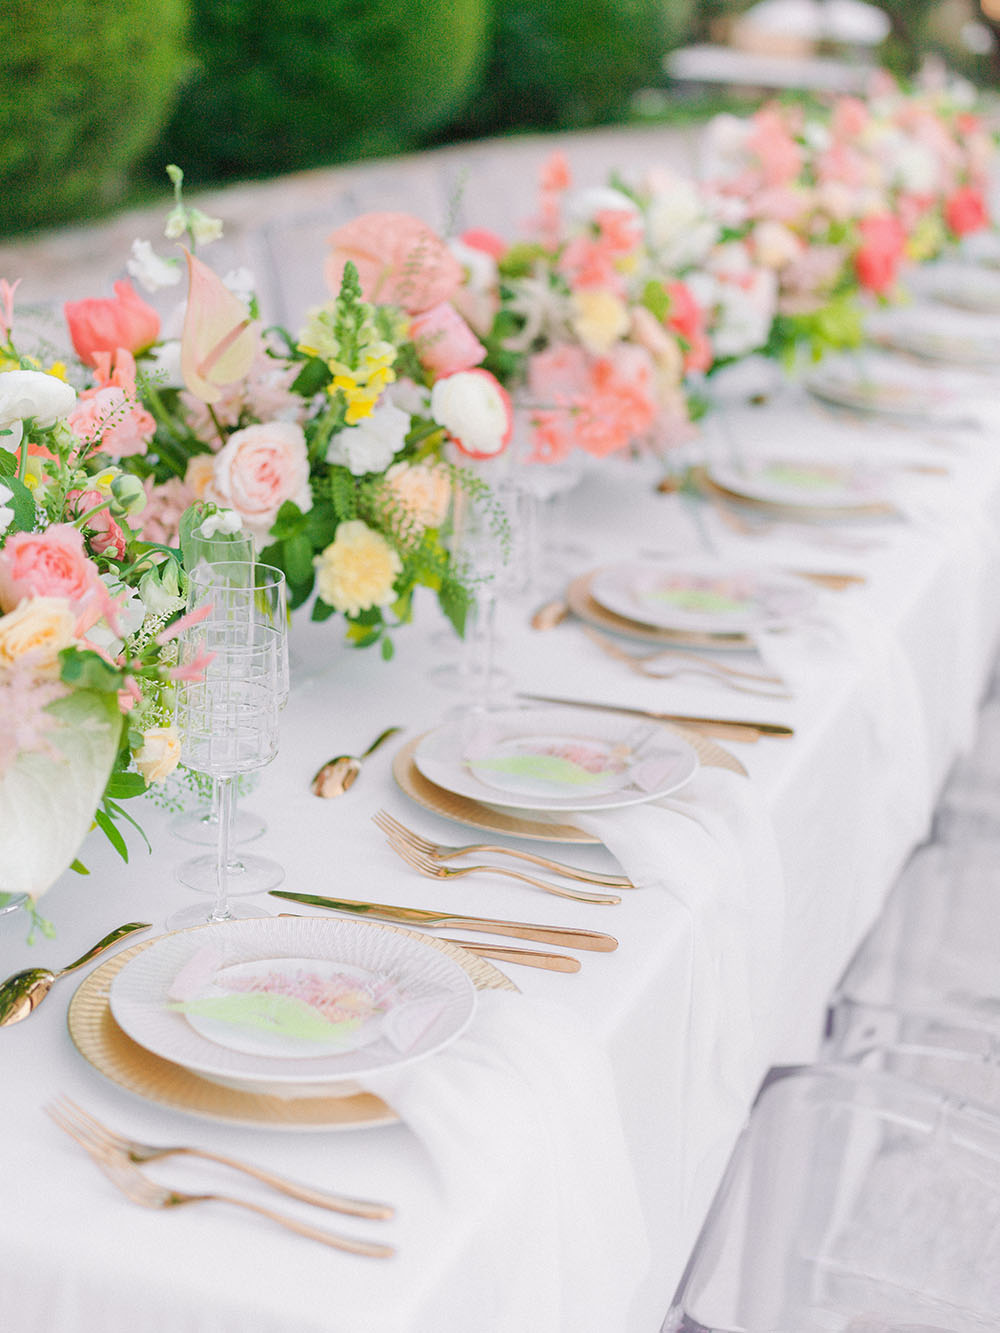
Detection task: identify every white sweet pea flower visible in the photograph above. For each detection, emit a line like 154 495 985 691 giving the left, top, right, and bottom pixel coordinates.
127 239 182 293
146 338 184 388
190 210 224 247
139 563 185 619
326 401 411 475
0 481 13 535
198 507 243 538
0 370 76 429
223 267 256 305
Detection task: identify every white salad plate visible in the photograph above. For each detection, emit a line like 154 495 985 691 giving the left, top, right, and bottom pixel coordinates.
706 456 891 512
413 706 700 813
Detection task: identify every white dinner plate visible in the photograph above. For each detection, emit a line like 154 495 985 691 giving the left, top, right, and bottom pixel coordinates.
870 320 1000 368
804 362 956 419
109 917 477 1093
413 707 699 812
706 456 890 512
589 558 815 634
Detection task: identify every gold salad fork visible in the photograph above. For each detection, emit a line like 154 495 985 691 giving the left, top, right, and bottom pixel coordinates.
372 810 633 889
46 1102 394 1258
382 831 621 905
48 1097 393 1219
583 627 792 696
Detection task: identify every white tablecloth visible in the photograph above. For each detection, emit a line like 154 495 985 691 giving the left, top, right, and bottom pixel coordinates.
3 391 1000 1333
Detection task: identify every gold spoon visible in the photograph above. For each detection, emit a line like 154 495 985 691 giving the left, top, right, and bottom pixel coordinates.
311 726 403 798
0 922 151 1027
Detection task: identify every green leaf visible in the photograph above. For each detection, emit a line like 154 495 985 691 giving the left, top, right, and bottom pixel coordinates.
4 475 36 532
291 356 332 398
281 532 315 587
69 859 90 875
311 598 338 622
438 579 470 638
0 447 17 476
103 771 148 800
59 648 122 693
641 279 671 323
94 808 129 863
103 797 152 854
380 634 395 661
268 500 306 541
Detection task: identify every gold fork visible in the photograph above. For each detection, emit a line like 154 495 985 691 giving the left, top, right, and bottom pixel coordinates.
48 1096 393 1219
581 626 788 689
372 809 633 889
383 831 621 905
46 1103 394 1258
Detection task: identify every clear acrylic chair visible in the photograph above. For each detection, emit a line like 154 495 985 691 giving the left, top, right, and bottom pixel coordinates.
662 1064 1000 1333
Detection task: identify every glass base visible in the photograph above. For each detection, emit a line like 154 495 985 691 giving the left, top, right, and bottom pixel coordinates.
176 851 285 895
170 807 266 846
0 892 28 919
165 899 268 931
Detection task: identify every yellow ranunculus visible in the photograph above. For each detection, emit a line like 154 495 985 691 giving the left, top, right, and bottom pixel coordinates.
313 520 402 616
0 596 77 675
570 289 630 355
133 726 182 784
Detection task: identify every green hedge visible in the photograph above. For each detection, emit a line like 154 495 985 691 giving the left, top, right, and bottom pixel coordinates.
154 0 490 184
0 0 190 235
451 0 696 136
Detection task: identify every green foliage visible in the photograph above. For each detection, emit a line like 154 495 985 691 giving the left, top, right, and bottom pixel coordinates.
451 0 696 137
0 0 190 234
154 0 490 183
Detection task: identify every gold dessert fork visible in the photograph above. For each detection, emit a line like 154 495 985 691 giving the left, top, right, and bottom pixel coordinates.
383 833 621 905
372 810 633 888
46 1104 394 1257
48 1097 393 1219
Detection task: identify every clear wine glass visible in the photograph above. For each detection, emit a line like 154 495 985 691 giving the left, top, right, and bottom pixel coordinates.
170 522 267 850
167 561 286 929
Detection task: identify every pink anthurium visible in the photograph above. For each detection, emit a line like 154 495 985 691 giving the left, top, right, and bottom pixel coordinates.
180 249 259 404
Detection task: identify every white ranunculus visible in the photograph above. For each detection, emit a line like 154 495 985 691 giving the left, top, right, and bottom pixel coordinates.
0 370 76 429
430 369 512 459
126 239 182 293
701 114 752 179
645 177 719 268
326 401 411 475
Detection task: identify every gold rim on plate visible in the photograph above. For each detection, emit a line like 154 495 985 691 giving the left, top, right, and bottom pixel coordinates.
694 467 895 522
393 724 746 845
68 921 516 1132
567 570 752 650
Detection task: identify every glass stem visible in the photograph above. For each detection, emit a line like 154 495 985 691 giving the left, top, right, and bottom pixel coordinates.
202 777 221 830
211 776 236 923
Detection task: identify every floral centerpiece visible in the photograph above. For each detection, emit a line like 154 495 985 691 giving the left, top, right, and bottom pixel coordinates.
0 326 204 929
77 172 513 658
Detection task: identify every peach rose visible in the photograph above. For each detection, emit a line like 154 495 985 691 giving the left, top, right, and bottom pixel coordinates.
383 461 451 531
133 725 181 784
409 302 486 376
0 524 104 617
324 213 463 315
207 421 312 540
185 454 216 499
0 596 78 675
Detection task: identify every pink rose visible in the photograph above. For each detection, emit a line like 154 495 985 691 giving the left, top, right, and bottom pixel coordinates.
459 228 508 260
854 214 906 295
67 489 127 561
64 280 160 368
324 213 463 315
945 186 989 238
0 524 105 619
208 421 312 539
409 302 486 376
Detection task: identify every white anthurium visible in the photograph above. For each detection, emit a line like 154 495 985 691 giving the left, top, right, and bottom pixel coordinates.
0 690 121 900
0 370 76 429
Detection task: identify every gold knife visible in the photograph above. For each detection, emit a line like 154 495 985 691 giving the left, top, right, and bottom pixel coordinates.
515 692 794 738
270 891 618 951
441 939 581 972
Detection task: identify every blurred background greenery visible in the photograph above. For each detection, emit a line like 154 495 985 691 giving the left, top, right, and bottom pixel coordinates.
1 0 997 237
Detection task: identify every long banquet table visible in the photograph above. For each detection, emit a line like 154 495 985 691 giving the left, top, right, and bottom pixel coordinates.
3 375 1000 1333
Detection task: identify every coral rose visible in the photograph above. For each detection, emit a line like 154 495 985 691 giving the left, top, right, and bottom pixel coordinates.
133 725 181 784
324 213 463 315
64 280 160 367
0 524 105 619
854 214 906 295
0 596 77 675
208 421 312 541
313 520 402 616
945 186 989 238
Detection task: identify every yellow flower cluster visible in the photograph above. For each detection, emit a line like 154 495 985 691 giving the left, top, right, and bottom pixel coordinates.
329 341 397 424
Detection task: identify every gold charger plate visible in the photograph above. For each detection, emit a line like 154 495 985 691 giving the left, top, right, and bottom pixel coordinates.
68 921 516 1132
393 725 746 845
567 570 752 650
694 467 895 522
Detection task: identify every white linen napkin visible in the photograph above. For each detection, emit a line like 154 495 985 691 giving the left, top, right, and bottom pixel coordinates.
573 768 787 1207
366 990 649 1333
